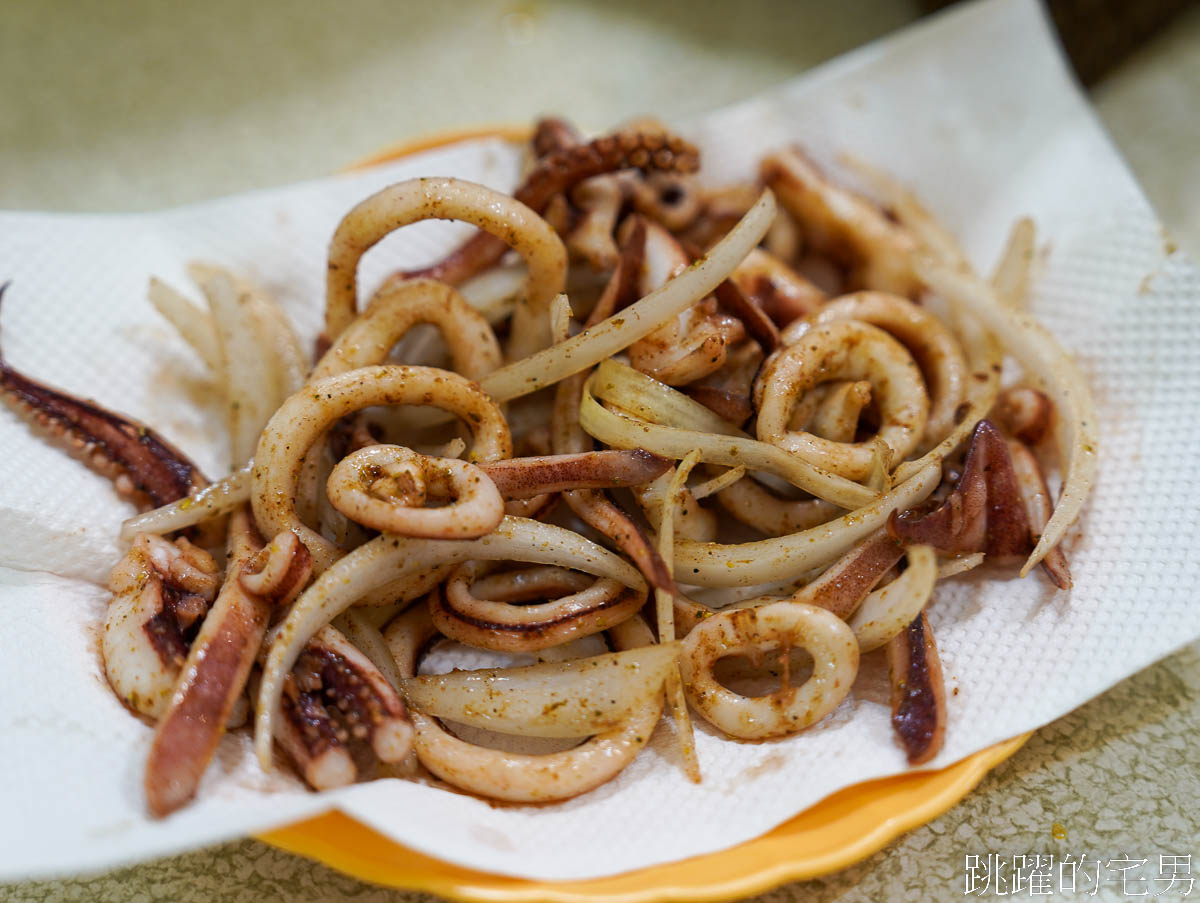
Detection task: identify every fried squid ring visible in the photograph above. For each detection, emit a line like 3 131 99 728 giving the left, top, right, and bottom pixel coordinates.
783 292 967 447
680 601 859 740
756 320 929 481
313 278 502 382
715 470 836 537
326 445 504 539
324 177 567 358
431 561 645 652
385 606 663 803
251 364 512 572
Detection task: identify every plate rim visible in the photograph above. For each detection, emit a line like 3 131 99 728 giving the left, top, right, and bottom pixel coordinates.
259 733 1030 902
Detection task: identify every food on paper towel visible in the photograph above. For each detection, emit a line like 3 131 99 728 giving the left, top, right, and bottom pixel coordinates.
0 116 1094 814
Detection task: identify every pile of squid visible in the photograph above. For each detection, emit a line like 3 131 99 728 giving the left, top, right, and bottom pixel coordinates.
0 117 1095 817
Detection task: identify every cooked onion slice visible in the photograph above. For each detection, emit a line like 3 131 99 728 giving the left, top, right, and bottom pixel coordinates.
479 189 776 402
120 464 253 541
673 462 940 587
582 365 875 510
849 545 938 652
915 259 1097 575
400 644 678 738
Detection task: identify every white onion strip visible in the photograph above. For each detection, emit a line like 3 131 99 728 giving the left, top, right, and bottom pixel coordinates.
400 644 678 738
915 259 1098 574
478 189 776 403
147 277 221 373
254 516 645 769
581 371 875 510
849 545 937 652
657 450 702 782
193 267 277 467
119 464 253 541
673 463 941 588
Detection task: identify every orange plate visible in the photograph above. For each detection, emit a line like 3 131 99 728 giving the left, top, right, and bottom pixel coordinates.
260 130 1030 900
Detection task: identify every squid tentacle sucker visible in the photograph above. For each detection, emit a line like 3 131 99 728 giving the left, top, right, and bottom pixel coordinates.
398 129 701 289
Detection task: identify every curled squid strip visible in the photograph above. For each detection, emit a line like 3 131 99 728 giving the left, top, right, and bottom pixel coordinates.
755 320 929 482
1005 438 1073 590
783 292 968 447
326 444 505 539
887 612 947 765
399 130 700 291
312 278 502 382
386 607 664 803
761 148 920 297
782 529 903 620
715 473 838 536
993 385 1053 446
324 177 567 358
551 363 677 596
680 601 859 740
103 534 219 718
251 365 512 572
806 380 873 444
431 560 645 653
479 449 671 498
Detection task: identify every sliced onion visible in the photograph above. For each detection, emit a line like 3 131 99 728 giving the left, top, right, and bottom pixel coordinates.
147 278 221 373
672 462 941 587
592 359 741 436
849 545 937 652
192 265 278 467
655 450 702 782
581 370 875 510
400 644 678 738
915 258 1098 574
479 189 776 403
119 464 253 541
937 552 985 580
991 217 1036 309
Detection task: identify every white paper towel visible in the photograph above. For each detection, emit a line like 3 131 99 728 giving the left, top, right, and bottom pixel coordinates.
2 0 1198 882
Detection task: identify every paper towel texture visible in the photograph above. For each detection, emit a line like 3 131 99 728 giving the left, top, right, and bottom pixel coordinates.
2 0 1197 882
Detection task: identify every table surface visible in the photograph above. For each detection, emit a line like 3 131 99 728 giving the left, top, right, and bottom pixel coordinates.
3 2 1198 901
